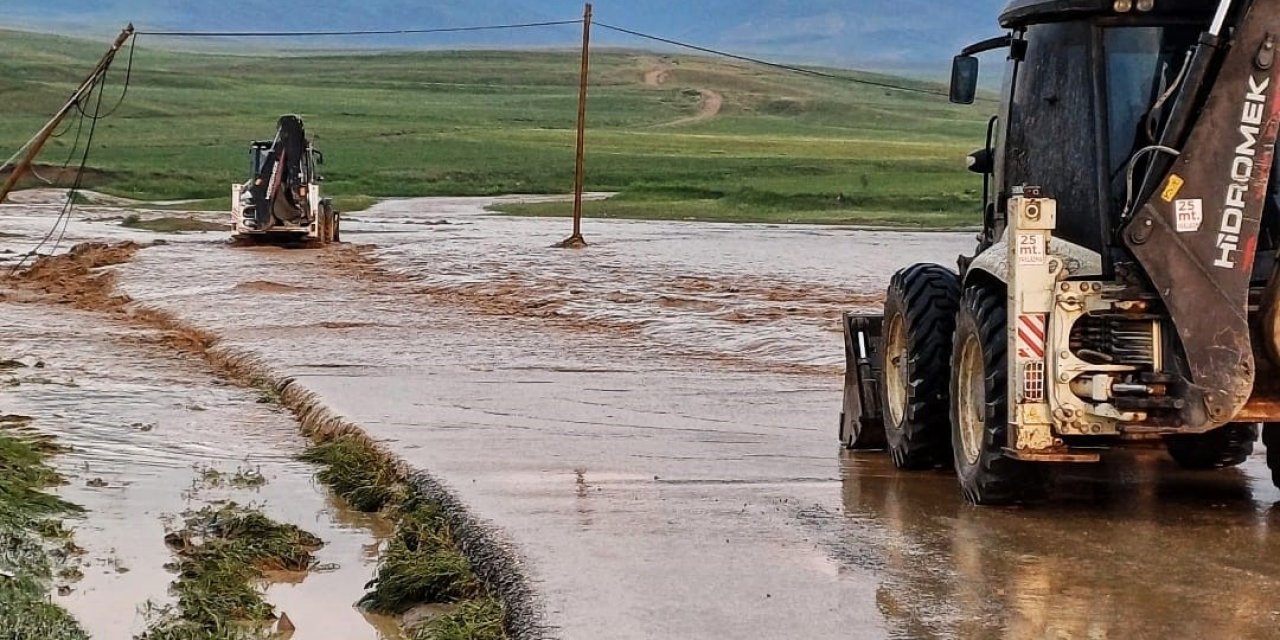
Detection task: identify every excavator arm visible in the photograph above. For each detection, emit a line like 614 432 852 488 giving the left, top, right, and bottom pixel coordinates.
245 115 311 230
1123 0 1280 430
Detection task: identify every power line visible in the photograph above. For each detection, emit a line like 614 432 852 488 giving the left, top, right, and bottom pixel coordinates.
594 22 952 98
137 19 582 38
7 45 120 275
138 16 966 100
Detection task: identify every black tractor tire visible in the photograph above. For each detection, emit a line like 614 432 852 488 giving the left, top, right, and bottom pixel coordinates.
879 264 961 470
1164 423 1258 470
332 212 341 243
949 282 1045 505
1265 425 1280 489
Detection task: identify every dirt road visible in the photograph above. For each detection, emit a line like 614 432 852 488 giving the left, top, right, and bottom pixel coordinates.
5 198 1280 638
644 63 724 126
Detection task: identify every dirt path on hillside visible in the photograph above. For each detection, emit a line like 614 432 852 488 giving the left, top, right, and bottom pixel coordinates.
643 67 669 87
644 64 723 126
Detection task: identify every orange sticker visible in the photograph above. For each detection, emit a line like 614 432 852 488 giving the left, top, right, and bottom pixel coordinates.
1161 174 1185 202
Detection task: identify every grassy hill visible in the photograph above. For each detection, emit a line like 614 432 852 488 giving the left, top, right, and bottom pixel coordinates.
0 29 991 226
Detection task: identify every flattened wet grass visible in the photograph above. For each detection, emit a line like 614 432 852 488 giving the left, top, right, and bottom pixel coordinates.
299 437 403 513
360 495 482 614
0 429 89 640
121 214 229 233
300 435 507 638
141 503 323 639
414 598 505 640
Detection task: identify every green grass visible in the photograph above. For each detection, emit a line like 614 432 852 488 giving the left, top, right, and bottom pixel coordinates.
0 427 89 640
0 29 989 226
121 214 229 233
140 503 323 639
415 598 505 640
298 437 403 513
492 184 979 227
300 435 507 638
359 495 484 614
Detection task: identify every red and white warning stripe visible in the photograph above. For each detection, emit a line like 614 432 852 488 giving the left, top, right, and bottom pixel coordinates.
1016 314 1046 360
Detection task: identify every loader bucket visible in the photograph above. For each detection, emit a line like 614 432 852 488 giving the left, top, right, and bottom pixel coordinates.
840 312 887 450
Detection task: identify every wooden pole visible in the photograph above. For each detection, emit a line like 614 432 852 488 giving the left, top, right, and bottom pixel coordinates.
0 24 135 205
559 3 592 248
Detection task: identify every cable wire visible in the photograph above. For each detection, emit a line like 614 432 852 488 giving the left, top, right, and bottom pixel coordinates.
96 35 137 120
137 19 582 38
8 73 107 275
594 22 952 98
138 17 964 100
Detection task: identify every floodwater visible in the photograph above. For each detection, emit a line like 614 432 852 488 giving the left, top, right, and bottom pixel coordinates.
5 194 1280 638
0 301 398 639
837 452 1280 639
361 197 970 372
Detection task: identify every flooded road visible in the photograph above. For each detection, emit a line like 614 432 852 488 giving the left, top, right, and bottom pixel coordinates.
836 453 1280 639
0 300 395 638
5 195 1280 638
359 197 971 372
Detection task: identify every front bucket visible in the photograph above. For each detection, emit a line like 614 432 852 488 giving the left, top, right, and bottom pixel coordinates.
840 312 887 450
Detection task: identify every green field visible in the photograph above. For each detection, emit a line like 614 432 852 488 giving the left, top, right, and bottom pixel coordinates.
0 29 990 225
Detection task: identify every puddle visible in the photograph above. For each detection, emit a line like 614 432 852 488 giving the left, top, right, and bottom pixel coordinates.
0 302 397 639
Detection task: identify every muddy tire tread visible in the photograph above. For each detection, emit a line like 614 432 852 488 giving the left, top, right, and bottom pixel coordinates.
882 264 961 470
951 283 1045 505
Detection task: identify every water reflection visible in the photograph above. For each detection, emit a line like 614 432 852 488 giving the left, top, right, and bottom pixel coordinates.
839 452 1280 639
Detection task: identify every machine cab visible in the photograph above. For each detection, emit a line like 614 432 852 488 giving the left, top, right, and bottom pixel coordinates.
952 0 1217 271
247 140 323 184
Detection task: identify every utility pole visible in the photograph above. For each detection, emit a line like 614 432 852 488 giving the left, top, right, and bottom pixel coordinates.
557 3 592 249
0 25 135 205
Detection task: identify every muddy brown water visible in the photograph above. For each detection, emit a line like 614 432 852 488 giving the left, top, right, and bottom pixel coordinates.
6 196 1280 638
0 302 399 638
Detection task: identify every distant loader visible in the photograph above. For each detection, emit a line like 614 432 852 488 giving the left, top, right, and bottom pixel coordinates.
231 115 339 245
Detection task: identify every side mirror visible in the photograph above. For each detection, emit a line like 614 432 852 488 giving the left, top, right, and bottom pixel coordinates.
314 150 325 166
967 148 994 174
950 55 980 105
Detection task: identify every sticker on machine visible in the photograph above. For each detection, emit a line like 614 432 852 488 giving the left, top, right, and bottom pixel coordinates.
1017 233 1046 266
1161 174 1185 202
1174 198 1203 232
1016 314 1047 360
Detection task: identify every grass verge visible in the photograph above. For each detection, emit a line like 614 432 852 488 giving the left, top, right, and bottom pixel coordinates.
300 436 505 640
490 187 979 228
121 214 230 233
139 503 322 639
0 424 89 640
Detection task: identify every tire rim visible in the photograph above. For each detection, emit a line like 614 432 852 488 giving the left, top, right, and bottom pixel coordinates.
957 333 985 466
884 313 908 427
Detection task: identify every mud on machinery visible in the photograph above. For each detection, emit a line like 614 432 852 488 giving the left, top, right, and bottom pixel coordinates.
841 0 1280 504
231 115 339 244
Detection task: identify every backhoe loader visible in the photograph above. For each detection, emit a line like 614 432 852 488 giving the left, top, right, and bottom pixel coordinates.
230 115 339 245
841 0 1280 504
